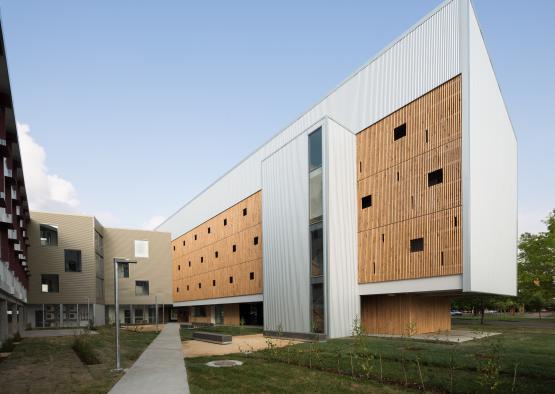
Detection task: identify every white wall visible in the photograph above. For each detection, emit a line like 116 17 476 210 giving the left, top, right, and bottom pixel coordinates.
262 129 311 334
462 1 517 296
326 119 359 338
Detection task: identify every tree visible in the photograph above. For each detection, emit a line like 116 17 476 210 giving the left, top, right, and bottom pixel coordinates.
517 209 555 317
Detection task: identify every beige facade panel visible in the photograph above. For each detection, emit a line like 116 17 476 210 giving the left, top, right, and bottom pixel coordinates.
27 212 97 304
103 227 172 305
172 192 262 302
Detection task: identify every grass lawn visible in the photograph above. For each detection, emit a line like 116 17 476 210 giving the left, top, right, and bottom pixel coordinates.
180 325 263 341
185 320 555 393
0 327 158 394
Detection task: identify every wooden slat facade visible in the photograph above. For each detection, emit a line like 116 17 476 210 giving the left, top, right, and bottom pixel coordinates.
357 75 462 284
172 192 263 302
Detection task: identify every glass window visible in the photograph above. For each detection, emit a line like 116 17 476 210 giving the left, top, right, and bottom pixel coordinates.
134 240 149 258
311 283 324 333
64 250 82 272
95 231 104 256
310 222 324 277
309 128 322 171
118 262 129 278
41 274 59 293
193 306 207 317
135 280 149 296
40 224 58 247
95 254 104 279
309 167 323 222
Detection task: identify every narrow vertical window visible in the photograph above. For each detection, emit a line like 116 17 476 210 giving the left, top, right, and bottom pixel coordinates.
441 251 445 266
454 216 458 227
215 251 218 258
250 272 254 280
253 236 259 245
194 234 197 240
173 246 175 251
224 218 227 226
381 234 384 243
207 227 211 234
200 256 203 263
198 283 201 289
232 244 237 252
229 276 233 284
373 262 376 274
243 208 247 216
178 265 180 271
213 280 216 286
411 196 415 209
182 240 186 246
425 129 429 143
397 171 400 182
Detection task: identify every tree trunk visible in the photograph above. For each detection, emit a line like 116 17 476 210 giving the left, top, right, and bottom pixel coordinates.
480 298 485 325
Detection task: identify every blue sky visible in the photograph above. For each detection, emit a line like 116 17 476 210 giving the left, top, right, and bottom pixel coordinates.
0 0 553 234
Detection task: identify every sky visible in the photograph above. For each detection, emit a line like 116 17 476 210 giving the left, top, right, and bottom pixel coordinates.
0 0 553 234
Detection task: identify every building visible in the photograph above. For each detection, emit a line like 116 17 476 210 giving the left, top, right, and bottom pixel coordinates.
158 0 517 339
26 211 172 328
0 20 31 344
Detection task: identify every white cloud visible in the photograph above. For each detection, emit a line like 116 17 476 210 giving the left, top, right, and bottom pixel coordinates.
17 122 80 212
142 215 166 230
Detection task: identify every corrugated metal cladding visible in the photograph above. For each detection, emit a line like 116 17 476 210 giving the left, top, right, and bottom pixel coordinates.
262 131 310 334
463 1 517 296
326 119 359 338
157 0 462 239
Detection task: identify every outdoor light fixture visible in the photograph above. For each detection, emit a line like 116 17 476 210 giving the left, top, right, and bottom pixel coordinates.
113 257 137 371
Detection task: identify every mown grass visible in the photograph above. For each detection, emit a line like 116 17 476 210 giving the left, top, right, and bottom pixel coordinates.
180 325 263 341
186 320 555 393
0 327 158 393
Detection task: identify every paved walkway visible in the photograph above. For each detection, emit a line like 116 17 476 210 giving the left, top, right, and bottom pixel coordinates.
109 323 189 394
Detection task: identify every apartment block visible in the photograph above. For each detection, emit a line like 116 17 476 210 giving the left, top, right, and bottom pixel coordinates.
0 20 31 344
26 211 172 327
159 0 517 339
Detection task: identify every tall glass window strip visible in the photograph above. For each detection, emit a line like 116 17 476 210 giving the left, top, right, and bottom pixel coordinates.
308 128 324 334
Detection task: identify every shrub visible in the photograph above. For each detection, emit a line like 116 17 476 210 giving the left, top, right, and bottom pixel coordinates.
0 338 15 353
72 335 100 365
13 332 22 342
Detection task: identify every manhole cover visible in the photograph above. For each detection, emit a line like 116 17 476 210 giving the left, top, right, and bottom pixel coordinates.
206 360 243 368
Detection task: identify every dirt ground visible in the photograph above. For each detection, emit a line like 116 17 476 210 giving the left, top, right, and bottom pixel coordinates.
182 334 301 358
122 324 165 332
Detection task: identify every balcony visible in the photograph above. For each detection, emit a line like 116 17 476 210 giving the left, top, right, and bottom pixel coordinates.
14 243 22 252
18 253 26 261
7 228 17 242
0 207 12 227
3 157 12 179
11 186 17 201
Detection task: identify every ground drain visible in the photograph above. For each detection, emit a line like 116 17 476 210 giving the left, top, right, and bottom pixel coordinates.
206 360 243 368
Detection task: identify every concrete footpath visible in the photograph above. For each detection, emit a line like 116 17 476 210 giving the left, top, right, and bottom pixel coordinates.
109 323 189 394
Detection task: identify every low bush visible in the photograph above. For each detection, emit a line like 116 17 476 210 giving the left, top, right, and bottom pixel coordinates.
13 332 22 342
0 338 15 353
72 335 100 365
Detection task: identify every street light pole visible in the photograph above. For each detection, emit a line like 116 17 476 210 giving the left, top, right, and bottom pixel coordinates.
155 295 158 331
113 257 137 372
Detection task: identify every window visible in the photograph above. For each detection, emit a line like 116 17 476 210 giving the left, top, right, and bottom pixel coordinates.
224 218 227 226
428 168 444 187
178 265 181 271
118 262 130 278
187 285 189 291
40 224 58 246
212 279 216 286
309 127 323 171
41 274 59 293
441 251 445 266
425 129 429 143
134 240 149 258
309 167 323 221
361 195 372 209
311 283 324 333
250 272 254 280
135 281 149 296
229 276 233 284
232 244 236 252
382 234 385 243
215 251 218 258
397 171 400 181
64 249 82 272
208 227 211 234
198 282 201 289
188 261 191 267
253 236 259 245
194 234 197 240
410 238 424 252
393 123 407 140
243 208 247 216
183 240 186 246
193 306 206 317
454 216 458 227
201 256 204 263
310 222 323 277
176 287 180 293
173 245 175 251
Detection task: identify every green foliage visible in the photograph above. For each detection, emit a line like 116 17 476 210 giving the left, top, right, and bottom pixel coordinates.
518 209 555 314
478 340 504 391
71 335 100 365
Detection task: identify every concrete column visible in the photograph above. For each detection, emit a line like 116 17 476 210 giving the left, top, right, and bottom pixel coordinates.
130 304 134 325
0 299 8 343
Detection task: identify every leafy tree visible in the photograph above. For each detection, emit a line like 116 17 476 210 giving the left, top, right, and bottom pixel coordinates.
517 209 555 317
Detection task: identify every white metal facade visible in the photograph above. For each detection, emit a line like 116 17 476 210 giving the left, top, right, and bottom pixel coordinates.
159 0 517 337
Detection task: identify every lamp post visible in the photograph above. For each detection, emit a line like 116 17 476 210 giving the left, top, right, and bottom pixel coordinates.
113 257 137 371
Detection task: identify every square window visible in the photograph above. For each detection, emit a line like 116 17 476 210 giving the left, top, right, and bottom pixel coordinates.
250 272 254 280
394 123 407 141
64 249 82 272
135 281 149 296
41 274 59 293
118 262 129 278
253 236 259 245
224 218 227 226
40 224 58 247
134 240 149 258
243 208 247 216
410 238 424 252
361 195 372 209
428 168 443 187
232 244 236 252
229 276 233 284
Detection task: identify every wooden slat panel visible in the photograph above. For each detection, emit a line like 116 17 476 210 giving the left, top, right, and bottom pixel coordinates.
357 75 462 284
172 192 262 302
